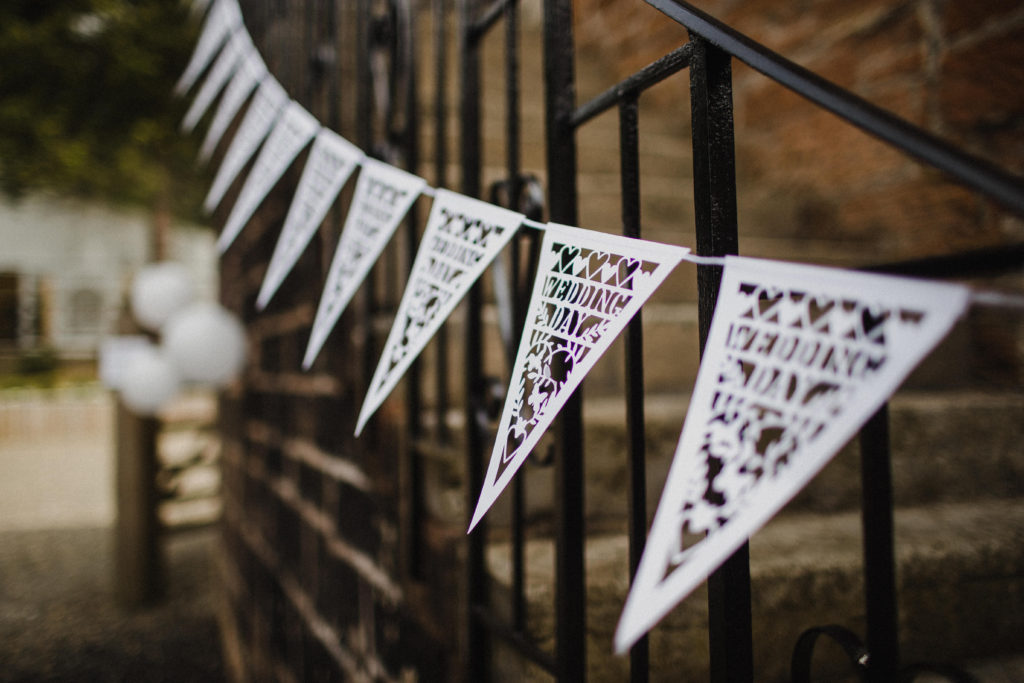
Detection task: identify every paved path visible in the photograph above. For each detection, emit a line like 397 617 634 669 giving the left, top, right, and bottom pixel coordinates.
0 387 223 682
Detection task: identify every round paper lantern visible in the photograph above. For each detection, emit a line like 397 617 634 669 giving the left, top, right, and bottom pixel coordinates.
131 261 195 332
119 344 182 416
163 302 246 386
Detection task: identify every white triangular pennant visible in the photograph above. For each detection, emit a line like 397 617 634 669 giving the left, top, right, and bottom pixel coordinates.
174 0 242 95
217 101 320 252
301 159 426 366
614 256 970 653
203 77 288 214
199 48 266 163
354 189 524 435
469 224 690 531
181 28 250 133
256 130 367 312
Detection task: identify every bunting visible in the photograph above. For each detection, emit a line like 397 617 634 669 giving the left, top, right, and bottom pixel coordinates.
174 0 241 96
613 256 969 653
354 190 524 436
217 101 320 252
257 129 366 312
301 158 426 367
468 224 690 531
199 46 266 163
180 28 249 133
203 77 288 213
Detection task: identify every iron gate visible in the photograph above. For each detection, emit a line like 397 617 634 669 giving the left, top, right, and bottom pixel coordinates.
228 0 1024 680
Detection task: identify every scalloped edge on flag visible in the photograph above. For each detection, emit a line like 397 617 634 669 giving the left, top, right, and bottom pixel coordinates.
175 0 242 96
203 77 288 214
468 224 690 532
217 101 320 253
199 47 266 163
181 28 250 133
354 189 524 436
614 255 969 654
301 158 426 368
256 130 367 312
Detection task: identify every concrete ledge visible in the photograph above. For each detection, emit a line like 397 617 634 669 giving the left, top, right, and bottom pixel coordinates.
486 499 1024 682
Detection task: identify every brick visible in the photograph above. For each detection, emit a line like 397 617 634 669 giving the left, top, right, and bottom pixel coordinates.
944 0 1023 39
940 26 1024 129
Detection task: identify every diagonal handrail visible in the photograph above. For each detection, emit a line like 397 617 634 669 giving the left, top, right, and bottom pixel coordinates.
646 0 1024 218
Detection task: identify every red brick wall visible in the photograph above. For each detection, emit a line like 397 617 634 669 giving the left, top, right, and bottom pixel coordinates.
575 0 1024 261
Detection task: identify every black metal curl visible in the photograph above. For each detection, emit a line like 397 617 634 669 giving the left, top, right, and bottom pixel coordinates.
367 0 414 164
488 173 545 220
791 624 870 683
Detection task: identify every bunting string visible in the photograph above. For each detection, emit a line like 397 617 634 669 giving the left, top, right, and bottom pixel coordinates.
175 0 1024 655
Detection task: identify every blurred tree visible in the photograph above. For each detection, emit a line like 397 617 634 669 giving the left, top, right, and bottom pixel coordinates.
0 0 209 222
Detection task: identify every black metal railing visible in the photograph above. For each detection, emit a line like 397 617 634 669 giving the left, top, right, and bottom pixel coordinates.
233 0 1024 680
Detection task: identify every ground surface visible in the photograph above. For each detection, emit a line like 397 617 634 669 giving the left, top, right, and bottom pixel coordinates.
0 526 224 683
0 387 224 682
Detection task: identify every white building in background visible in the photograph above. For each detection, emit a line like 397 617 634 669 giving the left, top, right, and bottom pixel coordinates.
0 193 216 361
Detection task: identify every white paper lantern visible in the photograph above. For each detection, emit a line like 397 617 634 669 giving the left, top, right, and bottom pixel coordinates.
131 262 196 332
163 302 246 386
119 344 182 416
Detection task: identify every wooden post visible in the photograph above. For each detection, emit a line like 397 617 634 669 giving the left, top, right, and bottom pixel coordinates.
113 307 163 606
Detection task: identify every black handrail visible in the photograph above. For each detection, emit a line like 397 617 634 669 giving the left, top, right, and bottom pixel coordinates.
646 0 1024 219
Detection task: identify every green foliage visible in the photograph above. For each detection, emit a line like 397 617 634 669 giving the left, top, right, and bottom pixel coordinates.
0 0 210 217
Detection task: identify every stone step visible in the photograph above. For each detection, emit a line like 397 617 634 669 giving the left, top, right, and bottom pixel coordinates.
480 391 1024 527
486 498 1024 682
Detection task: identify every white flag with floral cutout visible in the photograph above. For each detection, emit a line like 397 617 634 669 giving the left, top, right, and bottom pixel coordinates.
614 256 969 653
203 77 288 214
199 47 266 163
256 130 366 312
301 159 426 367
175 0 242 95
217 101 319 252
181 28 250 133
469 224 690 531
354 189 524 435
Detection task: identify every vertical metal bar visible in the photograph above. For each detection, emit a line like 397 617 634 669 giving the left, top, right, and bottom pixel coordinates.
355 0 377 393
402 0 425 580
433 0 451 443
859 404 900 683
689 34 751 683
504 0 528 636
460 0 489 678
543 0 585 679
619 95 649 683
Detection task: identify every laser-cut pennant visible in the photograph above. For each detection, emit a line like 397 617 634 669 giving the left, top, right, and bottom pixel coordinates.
256 130 366 312
217 101 320 252
301 159 426 367
614 256 969 653
181 28 250 133
354 189 524 436
203 77 288 214
199 47 266 163
175 0 242 96
469 224 689 531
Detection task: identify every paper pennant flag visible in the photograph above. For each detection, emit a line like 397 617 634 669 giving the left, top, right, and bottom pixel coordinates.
174 0 242 96
354 189 524 435
203 77 288 214
199 47 267 163
181 28 250 133
256 130 367 312
300 159 426 366
468 224 690 531
614 256 969 653
217 101 320 253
